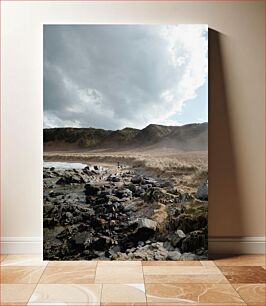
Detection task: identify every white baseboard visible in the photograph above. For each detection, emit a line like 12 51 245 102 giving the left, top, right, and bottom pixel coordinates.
208 236 265 255
0 236 265 255
0 237 43 254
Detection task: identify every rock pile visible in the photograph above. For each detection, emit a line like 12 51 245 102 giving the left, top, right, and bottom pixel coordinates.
43 163 208 260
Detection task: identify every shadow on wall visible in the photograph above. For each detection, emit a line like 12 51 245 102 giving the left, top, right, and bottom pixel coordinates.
208 29 244 254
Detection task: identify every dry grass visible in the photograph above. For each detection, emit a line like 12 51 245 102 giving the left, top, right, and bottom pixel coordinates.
44 150 208 192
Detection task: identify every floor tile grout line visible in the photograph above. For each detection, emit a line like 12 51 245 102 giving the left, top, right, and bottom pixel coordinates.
230 282 266 305
213 260 220 269
26 263 48 305
209 262 231 284
96 260 105 305
140 260 148 305
136 282 234 284
130 282 259 284
99 283 104 304
2 271 263 285
215 281 247 305
2 255 265 305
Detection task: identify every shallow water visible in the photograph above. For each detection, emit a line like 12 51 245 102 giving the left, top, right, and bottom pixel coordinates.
43 161 88 169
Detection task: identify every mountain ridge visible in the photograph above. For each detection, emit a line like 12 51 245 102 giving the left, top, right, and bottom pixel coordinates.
44 122 208 152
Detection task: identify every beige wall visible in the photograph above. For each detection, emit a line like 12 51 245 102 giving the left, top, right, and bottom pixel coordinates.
1 1 265 252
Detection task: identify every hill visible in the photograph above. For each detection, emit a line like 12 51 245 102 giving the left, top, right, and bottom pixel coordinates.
43 123 208 152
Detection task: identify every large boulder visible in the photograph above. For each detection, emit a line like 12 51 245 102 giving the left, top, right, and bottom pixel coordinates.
123 218 157 247
171 229 186 247
88 236 113 251
135 218 157 231
196 180 208 200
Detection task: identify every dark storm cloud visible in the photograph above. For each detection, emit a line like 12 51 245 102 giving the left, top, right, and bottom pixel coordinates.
44 25 207 129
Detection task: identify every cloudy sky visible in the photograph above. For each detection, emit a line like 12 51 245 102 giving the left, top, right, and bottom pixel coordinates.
44 25 208 130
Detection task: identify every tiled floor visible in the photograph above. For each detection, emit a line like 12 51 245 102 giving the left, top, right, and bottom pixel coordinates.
0 255 265 305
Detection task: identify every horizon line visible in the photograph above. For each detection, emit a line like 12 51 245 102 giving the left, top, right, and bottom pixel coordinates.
43 121 208 130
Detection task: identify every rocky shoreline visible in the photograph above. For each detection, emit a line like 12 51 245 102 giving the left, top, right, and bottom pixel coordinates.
43 162 208 260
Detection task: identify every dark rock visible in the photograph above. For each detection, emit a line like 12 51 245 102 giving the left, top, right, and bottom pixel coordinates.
121 218 157 250
176 229 186 238
134 186 145 197
154 251 168 260
100 189 113 196
180 252 199 260
56 173 85 185
43 162 207 260
135 218 157 231
196 180 208 200
72 215 84 223
142 184 152 190
56 228 70 239
171 229 186 247
109 245 121 256
65 212 73 219
83 166 94 176
159 180 173 188
176 214 194 233
181 192 193 202
131 218 157 241
143 187 170 203
143 177 158 187
44 203 54 214
123 203 138 212
115 188 132 199
107 175 120 182
131 175 143 184
94 196 110 205
163 240 175 251
43 217 56 227
87 236 113 251
181 230 207 252
167 250 181 260
150 242 168 260
73 231 91 245
49 191 62 197
127 184 136 192
84 184 100 196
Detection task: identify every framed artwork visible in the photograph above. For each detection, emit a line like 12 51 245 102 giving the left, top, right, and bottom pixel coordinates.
43 24 208 260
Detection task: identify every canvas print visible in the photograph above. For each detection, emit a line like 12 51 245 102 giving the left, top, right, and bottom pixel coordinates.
43 25 208 260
